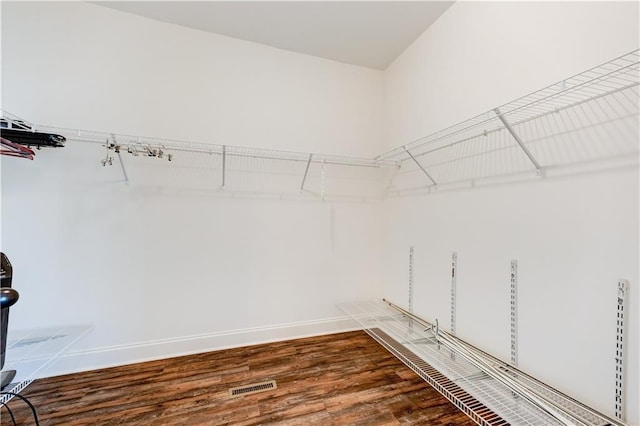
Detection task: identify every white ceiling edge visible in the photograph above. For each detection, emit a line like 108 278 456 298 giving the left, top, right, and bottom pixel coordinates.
93 1 454 70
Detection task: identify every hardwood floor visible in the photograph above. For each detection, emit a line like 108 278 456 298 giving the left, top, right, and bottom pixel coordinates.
1 331 476 425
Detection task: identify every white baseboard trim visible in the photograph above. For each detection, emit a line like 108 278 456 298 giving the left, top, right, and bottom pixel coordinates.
42 316 361 378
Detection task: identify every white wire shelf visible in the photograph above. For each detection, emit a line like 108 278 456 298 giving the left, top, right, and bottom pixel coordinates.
379 49 639 193
2 50 638 197
1 324 92 405
1 110 399 170
338 300 625 426
1 110 401 200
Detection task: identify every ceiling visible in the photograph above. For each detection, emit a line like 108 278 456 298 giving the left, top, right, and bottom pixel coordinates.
94 1 454 70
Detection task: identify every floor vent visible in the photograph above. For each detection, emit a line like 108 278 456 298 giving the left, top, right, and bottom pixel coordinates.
228 380 277 398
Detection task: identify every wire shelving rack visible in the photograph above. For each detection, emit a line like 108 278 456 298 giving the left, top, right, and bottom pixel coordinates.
2 50 638 198
379 49 639 194
1 325 92 405
338 300 626 426
1 110 400 200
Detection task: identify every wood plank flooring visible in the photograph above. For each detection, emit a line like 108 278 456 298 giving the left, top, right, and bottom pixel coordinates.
1 331 476 425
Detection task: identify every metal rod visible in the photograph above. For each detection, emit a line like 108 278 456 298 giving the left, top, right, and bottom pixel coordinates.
110 133 129 183
510 260 518 367
436 329 585 426
321 158 326 201
383 299 584 425
117 151 128 183
494 107 542 171
63 136 396 168
403 146 437 186
450 252 457 335
382 298 628 426
221 145 226 188
300 153 313 190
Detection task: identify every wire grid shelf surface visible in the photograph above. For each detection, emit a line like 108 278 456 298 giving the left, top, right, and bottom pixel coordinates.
1 325 92 404
380 50 639 193
2 51 638 198
2 117 399 200
338 300 618 426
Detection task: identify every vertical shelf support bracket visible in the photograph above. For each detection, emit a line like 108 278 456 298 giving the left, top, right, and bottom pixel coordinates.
494 108 542 174
510 260 518 367
300 153 313 190
111 134 129 183
615 279 628 421
451 252 457 335
321 158 326 201
221 145 227 188
117 151 129 183
408 246 414 333
403 146 437 186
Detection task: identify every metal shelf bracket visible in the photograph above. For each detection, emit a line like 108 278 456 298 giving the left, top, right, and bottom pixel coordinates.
300 153 313 190
403 146 437 186
494 107 542 175
221 145 226 188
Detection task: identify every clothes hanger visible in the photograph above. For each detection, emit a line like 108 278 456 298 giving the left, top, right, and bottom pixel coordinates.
0 137 35 160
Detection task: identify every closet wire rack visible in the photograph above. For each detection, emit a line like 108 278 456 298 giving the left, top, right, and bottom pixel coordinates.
1 49 638 197
0 110 399 169
338 300 626 426
379 49 639 193
1 325 92 405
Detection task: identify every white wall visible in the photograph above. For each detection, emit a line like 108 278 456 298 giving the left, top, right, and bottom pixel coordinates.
1 2 384 372
1 1 384 158
383 1 640 151
382 1 639 423
2 1 639 424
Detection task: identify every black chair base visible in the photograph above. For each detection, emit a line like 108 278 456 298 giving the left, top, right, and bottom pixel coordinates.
0 369 16 390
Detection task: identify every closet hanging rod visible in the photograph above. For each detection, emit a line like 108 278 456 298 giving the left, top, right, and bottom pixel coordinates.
13 122 400 169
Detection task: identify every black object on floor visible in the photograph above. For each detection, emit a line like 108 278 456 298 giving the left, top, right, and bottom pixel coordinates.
1 253 19 390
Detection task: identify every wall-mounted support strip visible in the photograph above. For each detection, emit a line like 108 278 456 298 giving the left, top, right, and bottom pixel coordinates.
494 107 542 173
408 246 414 314
300 153 313 190
615 279 628 421
451 252 457 335
403 146 437 186
321 159 326 201
510 260 518 367
408 246 414 333
221 145 226 188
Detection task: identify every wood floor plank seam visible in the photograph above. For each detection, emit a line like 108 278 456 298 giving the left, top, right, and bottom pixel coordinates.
1 331 476 425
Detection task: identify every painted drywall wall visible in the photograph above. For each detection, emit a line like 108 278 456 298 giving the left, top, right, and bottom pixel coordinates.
2 0 639 423
383 1 640 152
381 1 639 423
1 2 384 158
1 1 384 373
